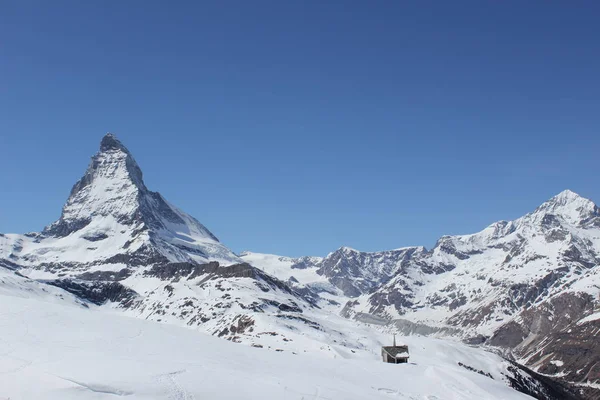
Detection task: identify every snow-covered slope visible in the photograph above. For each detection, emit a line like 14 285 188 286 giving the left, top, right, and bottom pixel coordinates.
239 251 345 309
239 251 325 288
0 266 87 308
0 277 542 400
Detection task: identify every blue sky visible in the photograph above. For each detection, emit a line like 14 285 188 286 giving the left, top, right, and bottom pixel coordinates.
1 1 599 256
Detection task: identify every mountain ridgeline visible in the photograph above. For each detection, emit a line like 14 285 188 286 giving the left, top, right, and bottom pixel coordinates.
0 134 598 399
244 190 600 398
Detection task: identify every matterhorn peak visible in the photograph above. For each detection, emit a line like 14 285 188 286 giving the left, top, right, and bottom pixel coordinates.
95 132 145 187
40 133 240 265
100 132 130 153
42 134 148 236
71 133 146 199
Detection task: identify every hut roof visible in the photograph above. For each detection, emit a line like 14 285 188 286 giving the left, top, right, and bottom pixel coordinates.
382 346 409 358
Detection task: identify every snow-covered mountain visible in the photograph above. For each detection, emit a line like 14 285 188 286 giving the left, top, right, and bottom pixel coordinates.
0 134 327 352
243 190 600 397
241 245 426 298
25 133 240 269
343 190 599 319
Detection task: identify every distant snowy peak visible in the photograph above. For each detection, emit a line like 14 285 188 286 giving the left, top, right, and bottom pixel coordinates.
317 246 427 295
338 190 600 392
527 189 599 227
15 133 240 267
433 190 599 250
242 246 427 298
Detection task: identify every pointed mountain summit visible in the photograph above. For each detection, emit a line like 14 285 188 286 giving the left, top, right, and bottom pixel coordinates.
526 189 599 227
29 133 240 267
45 133 147 236
100 132 131 152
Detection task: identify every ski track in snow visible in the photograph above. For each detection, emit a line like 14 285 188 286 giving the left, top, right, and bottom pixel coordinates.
158 370 195 400
284 385 331 400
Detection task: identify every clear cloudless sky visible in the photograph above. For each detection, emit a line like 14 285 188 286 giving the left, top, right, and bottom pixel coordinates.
1 1 599 257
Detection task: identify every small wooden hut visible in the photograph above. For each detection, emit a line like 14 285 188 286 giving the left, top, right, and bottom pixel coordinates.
381 335 409 364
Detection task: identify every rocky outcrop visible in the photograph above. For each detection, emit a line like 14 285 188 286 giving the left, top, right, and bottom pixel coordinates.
47 279 138 306
314 246 426 297
488 292 600 394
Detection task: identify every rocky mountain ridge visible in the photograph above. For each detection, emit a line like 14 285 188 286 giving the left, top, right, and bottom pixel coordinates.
243 190 600 398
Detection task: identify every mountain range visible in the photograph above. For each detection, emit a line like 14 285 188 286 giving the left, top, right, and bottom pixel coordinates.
243 190 600 398
1 133 598 399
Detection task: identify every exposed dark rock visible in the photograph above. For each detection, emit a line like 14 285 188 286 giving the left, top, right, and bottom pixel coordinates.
46 279 138 307
313 246 425 297
77 268 132 281
391 318 462 336
458 362 493 379
437 239 472 260
488 320 528 348
0 259 21 271
488 292 599 398
229 315 255 335
275 314 322 330
82 233 109 242
258 298 303 313
103 244 170 267
504 362 582 400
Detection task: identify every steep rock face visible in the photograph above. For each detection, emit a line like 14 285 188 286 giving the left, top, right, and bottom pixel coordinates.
490 292 600 398
315 246 426 297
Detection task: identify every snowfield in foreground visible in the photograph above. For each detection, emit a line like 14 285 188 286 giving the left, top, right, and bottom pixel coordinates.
0 276 531 400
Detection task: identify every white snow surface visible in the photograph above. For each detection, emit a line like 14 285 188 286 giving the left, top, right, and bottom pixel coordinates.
239 251 325 286
0 269 533 400
578 311 600 325
239 251 348 311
